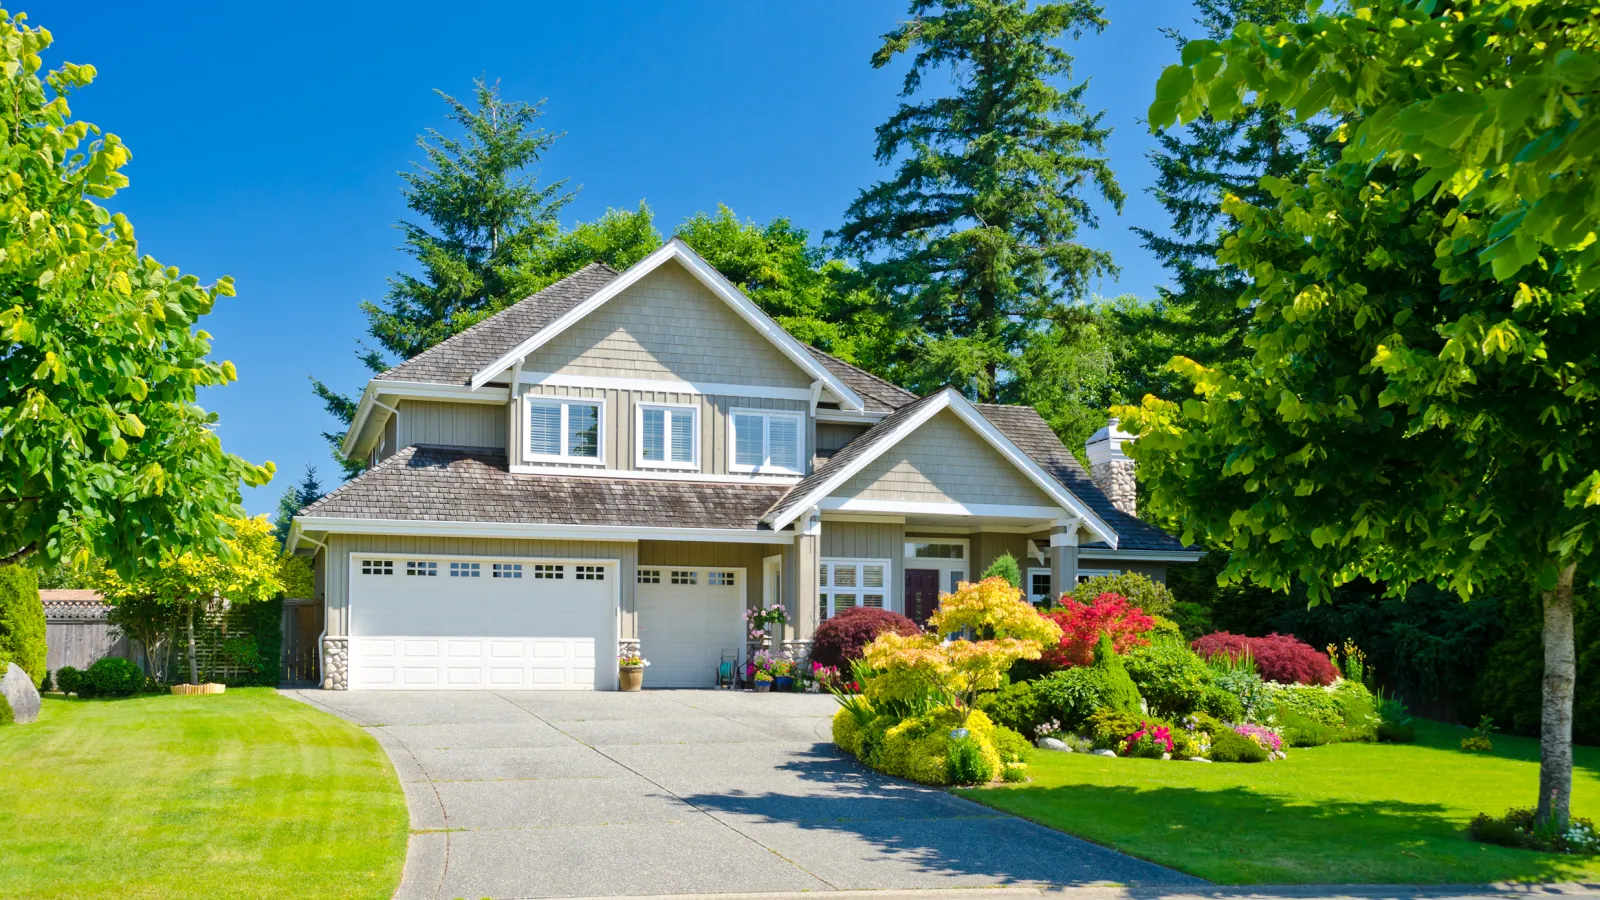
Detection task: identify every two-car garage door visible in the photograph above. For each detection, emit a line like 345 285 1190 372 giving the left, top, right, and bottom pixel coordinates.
348 556 617 690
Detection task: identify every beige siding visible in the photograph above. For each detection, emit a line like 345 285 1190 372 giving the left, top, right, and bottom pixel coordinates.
815 423 868 468
833 409 1057 507
322 534 637 638
513 383 811 476
637 541 776 610
396 399 505 450
526 262 813 388
822 520 906 615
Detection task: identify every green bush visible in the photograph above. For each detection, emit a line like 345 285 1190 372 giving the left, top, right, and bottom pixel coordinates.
981 553 1023 590
85 657 143 697
0 564 46 688
0 690 11 725
833 705 867 755
990 724 1031 763
41 669 53 692
1377 721 1416 742
55 665 84 696
1000 761 1029 782
1034 646 1143 730
1085 708 1146 750
1210 727 1270 762
1277 708 1343 747
1211 668 1273 721
1197 686 1245 721
947 735 996 784
976 681 1043 739
873 708 1003 785
1123 637 1212 717
1072 572 1175 618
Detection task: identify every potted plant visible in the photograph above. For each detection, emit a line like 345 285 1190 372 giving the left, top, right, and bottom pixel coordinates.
771 655 796 692
744 604 791 648
619 652 648 692
752 649 793 691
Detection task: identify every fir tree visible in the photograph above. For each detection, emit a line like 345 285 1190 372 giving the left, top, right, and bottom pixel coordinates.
273 465 325 545
831 0 1124 403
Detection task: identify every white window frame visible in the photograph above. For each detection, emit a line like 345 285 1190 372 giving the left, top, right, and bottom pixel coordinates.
525 396 606 466
1027 567 1052 604
902 538 969 594
819 557 893 621
1076 567 1122 585
634 402 700 471
728 408 805 475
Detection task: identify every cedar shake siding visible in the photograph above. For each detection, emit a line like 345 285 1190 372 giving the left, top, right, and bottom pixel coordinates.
831 409 1058 508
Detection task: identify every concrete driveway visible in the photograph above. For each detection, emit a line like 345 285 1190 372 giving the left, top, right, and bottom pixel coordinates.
289 689 1198 899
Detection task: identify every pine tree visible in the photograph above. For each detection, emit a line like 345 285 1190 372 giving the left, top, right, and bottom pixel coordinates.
273 464 325 545
831 0 1124 403
1129 0 1336 378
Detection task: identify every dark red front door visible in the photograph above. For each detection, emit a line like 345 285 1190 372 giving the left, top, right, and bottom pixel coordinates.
904 568 940 626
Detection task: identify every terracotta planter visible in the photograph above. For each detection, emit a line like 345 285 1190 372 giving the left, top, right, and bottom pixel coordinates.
170 683 226 696
619 666 644 692
754 679 772 693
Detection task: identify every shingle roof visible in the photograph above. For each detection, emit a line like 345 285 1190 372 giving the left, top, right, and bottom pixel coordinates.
375 263 621 385
803 344 917 413
300 445 791 530
39 590 109 620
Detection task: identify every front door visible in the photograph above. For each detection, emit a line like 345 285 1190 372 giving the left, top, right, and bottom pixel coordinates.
904 568 940 626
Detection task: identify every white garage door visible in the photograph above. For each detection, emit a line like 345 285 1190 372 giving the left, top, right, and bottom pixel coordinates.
636 567 744 688
348 556 616 690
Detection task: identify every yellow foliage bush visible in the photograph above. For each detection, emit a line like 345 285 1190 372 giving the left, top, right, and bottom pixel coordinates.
833 707 865 756
875 708 1002 785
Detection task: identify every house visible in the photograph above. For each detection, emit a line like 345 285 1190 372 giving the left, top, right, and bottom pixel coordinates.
286 239 1200 691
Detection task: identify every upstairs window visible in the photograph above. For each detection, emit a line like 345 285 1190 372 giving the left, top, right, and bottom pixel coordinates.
637 404 698 469
730 410 803 475
526 398 603 464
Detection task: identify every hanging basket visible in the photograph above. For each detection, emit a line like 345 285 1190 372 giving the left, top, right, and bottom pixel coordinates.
170 683 227 696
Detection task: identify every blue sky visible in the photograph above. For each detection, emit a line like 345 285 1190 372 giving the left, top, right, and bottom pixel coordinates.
44 0 1198 516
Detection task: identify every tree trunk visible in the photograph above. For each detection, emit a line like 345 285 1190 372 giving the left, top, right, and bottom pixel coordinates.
1536 562 1577 829
184 602 199 685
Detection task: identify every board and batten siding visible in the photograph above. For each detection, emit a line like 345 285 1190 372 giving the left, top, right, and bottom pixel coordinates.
833 409 1057 508
524 262 814 389
514 383 811 476
322 534 637 639
821 520 906 615
395 399 505 451
816 422 868 458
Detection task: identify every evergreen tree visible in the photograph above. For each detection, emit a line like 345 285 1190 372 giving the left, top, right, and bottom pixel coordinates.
1129 0 1335 376
831 0 1124 403
273 465 325 545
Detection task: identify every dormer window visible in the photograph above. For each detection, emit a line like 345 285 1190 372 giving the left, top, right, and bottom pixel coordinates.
637 403 698 469
526 398 604 464
730 409 803 475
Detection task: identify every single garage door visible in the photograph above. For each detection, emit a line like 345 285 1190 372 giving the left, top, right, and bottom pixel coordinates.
635 566 744 688
347 555 616 690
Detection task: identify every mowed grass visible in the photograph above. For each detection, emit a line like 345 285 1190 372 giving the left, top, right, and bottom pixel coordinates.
0 688 407 900
956 719 1600 884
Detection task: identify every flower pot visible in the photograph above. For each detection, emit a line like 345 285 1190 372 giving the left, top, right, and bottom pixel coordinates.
754 679 772 693
171 683 225 696
773 675 795 692
619 666 644 692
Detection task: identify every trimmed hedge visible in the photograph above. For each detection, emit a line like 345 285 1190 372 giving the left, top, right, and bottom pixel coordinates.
0 565 46 688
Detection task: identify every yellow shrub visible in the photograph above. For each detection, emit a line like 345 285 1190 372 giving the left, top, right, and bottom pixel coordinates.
832 707 864 756
875 708 1002 785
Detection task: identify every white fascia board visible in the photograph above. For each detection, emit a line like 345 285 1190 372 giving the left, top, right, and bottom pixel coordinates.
521 370 814 403
291 515 796 545
340 381 513 458
1077 549 1207 563
339 382 380 458
467 239 866 411
820 497 1067 519
814 409 889 425
506 464 800 485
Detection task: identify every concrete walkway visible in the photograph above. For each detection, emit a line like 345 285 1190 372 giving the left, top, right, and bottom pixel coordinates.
287 689 1199 899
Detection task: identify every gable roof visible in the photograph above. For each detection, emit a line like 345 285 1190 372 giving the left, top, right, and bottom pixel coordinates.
763 388 1118 546
803 344 917 414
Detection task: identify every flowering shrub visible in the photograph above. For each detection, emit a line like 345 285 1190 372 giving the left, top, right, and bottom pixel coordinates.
744 604 790 640
811 662 847 692
1470 808 1600 855
1041 592 1155 668
1233 723 1283 753
1191 632 1336 685
810 607 922 670
1121 722 1175 758
752 649 794 679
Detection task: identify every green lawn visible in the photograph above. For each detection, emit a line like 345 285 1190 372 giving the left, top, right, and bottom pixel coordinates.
957 719 1600 884
0 688 407 900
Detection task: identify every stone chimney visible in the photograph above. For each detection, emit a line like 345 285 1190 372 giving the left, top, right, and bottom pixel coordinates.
1086 418 1137 517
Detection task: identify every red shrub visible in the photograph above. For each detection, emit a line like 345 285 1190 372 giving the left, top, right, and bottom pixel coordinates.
1040 592 1155 668
1190 631 1337 686
810 607 922 671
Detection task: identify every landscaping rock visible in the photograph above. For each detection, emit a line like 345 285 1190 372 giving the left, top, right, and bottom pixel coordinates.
2 663 40 724
1095 749 1117 757
1188 756 1212 762
1161 752 1172 760
1037 737 1072 752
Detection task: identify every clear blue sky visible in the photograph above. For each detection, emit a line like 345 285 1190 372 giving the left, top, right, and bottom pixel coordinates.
43 0 1198 516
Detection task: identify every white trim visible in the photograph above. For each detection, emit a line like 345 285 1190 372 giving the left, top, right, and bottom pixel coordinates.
340 381 516 458
522 370 814 403
506 464 801 484
634 402 700 471
1076 567 1122 583
1027 539 1047 565
469 239 865 411
820 498 1067 519
728 407 806 475
819 514 907 525
814 409 888 425
819 557 895 617
524 395 607 466
764 389 1118 548
808 381 823 416
1079 550 1206 563
1026 567 1053 602
295 515 797 545
902 537 970 562
1050 528 1080 548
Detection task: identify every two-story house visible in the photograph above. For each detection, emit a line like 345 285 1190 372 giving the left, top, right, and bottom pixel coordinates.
287 239 1200 691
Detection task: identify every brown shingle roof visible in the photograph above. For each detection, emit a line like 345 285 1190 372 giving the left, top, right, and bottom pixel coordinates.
40 590 109 620
802 344 916 413
300 445 791 531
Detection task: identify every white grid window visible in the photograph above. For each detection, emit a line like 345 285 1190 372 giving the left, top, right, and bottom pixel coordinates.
361 559 393 576
406 561 437 577
670 570 698 585
576 565 605 581
1077 568 1122 584
907 541 964 559
526 398 603 463
729 410 804 474
708 571 735 586
1028 568 1052 603
637 404 698 469
493 563 522 579
534 564 565 580
638 569 661 584
450 562 481 578
819 559 891 620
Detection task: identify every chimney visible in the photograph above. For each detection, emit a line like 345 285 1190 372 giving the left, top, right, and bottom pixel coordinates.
1085 417 1137 517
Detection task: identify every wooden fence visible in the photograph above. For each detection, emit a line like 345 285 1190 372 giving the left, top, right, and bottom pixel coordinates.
41 591 139 672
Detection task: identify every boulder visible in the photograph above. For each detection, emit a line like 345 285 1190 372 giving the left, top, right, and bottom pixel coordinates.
1094 749 1117 757
1188 756 1212 763
1036 737 1071 752
2 663 40 725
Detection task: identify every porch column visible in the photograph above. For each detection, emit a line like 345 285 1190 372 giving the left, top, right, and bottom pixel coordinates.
786 509 821 665
1049 521 1080 602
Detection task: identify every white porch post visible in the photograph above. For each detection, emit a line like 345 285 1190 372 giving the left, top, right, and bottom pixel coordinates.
786 509 821 665
1050 521 1080 602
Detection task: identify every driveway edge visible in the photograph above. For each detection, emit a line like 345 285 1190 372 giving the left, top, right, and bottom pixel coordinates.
540 883 1600 900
